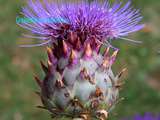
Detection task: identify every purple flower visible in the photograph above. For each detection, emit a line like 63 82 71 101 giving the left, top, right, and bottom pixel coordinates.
123 113 160 120
18 0 144 48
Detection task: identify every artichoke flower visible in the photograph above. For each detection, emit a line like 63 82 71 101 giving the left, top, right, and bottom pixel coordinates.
18 0 144 119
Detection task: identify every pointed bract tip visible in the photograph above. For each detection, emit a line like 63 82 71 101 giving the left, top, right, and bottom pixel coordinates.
95 44 102 53
69 49 77 65
110 50 119 65
121 68 127 73
80 114 88 120
47 59 56 73
96 109 108 120
46 47 53 54
47 60 52 67
80 67 89 80
118 68 127 78
95 87 103 97
104 47 110 56
76 38 81 50
69 31 77 43
40 60 48 73
46 47 57 64
62 40 68 56
80 67 95 84
111 50 119 58
115 83 125 89
34 75 42 88
55 79 65 89
83 43 92 58
102 57 110 69
80 67 88 76
71 49 76 58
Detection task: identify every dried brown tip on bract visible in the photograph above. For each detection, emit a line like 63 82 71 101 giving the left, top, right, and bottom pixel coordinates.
111 50 119 58
47 60 54 73
101 57 110 69
69 49 77 64
96 109 109 120
83 43 92 58
95 87 103 97
80 114 89 120
117 68 127 78
47 46 52 53
40 60 48 74
62 40 68 56
69 98 84 109
103 47 110 56
34 75 42 88
76 38 82 50
55 79 65 89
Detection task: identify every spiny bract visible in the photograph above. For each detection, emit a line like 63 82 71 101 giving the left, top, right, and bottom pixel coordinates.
18 0 143 119
36 43 126 120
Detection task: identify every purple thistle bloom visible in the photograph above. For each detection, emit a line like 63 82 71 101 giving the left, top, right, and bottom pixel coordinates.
18 0 144 48
18 1 142 119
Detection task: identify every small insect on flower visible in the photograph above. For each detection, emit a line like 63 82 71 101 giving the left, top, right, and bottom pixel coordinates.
18 0 144 119
18 0 144 48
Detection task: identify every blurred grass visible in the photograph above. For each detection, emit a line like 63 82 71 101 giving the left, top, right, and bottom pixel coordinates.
0 0 160 120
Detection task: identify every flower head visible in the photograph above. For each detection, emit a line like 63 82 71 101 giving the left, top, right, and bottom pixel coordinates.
19 0 144 48
18 1 140 119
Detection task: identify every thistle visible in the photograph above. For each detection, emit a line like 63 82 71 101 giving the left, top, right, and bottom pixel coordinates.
18 0 144 119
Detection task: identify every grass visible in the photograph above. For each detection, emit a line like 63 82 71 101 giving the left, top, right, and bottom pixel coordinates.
0 0 160 120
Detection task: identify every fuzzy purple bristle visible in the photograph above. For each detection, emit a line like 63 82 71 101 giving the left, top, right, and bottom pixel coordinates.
19 0 144 48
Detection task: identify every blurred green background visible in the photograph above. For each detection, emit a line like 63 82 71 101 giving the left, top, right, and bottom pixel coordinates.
0 0 160 120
